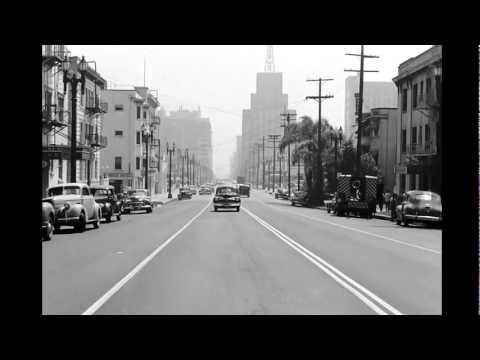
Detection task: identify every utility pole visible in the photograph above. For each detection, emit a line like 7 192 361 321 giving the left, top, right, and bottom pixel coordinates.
281 110 295 196
181 151 185 187
345 45 379 174
166 142 175 198
306 78 334 204
262 136 265 189
186 149 189 185
268 134 281 192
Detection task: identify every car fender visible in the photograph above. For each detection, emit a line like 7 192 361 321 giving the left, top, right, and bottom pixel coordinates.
65 203 84 219
94 202 102 219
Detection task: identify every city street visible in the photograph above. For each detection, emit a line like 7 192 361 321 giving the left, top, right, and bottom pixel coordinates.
42 189 441 315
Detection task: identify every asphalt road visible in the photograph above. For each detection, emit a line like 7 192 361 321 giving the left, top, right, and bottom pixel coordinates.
42 190 441 315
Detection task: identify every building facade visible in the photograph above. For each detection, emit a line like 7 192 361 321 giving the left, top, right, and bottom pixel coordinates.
42 46 108 196
344 75 397 141
392 45 442 194
100 87 161 194
361 107 398 193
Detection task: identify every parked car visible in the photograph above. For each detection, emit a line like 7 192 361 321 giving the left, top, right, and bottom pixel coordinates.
395 190 442 227
42 200 55 241
324 193 336 213
45 183 102 232
238 184 250 197
214 186 241 212
274 188 289 200
178 188 193 200
124 189 152 213
199 186 212 195
291 190 310 207
90 185 122 222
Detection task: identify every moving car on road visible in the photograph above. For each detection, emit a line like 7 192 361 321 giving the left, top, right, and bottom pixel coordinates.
90 185 122 222
45 183 102 233
214 186 241 212
178 188 193 200
274 188 289 200
199 186 212 195
395 190 442 227
291 190 310 207
42 200 55 241
238 184 250 197
124 189 152 213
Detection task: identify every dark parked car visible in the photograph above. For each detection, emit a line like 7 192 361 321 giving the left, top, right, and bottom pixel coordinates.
274 188 289 200
395 190 442 227
214 186 241 212
124 189 152 213
178 188 193 200
198 187 212 195
90 185 122 222
291 191 310 207
324 194 336 213
42 201 55 241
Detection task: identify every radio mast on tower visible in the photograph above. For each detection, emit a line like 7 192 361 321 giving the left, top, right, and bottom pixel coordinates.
265 45 275 72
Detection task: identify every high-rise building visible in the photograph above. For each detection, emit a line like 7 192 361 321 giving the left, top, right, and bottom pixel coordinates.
344 75 397 141
240 46 295 182
158 107 214 183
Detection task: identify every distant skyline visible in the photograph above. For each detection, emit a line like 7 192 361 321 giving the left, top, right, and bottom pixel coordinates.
67 45 432 178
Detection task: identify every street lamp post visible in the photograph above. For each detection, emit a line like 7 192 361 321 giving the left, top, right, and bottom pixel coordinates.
63 56 87 183
166 142 175 198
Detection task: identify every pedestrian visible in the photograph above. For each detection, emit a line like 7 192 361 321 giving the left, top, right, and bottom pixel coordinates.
385 192 391 213
390 193 398 221
378 192 385 213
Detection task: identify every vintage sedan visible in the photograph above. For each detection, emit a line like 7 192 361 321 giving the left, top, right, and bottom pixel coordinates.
42 201 55 241
198 186 212 195
123 189 152 213
395 190 442 227
90 185 122 222
291 190 310 207
45 183 102 232
274 188 289 200
178 188 193 200
213 186 241 212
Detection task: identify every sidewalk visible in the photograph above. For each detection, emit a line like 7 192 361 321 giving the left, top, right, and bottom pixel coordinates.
151 190 179 207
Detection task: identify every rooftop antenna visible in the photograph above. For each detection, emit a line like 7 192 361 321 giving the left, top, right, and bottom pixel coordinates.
265 45 275 72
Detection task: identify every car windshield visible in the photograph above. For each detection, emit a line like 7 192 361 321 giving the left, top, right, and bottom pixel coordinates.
93 189 109 198
129 191 147 197
216 187 238 195
48 186 81 196
410 193 441 204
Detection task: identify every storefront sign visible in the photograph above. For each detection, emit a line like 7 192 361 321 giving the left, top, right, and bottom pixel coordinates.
395 165 407 174
107 172 133 179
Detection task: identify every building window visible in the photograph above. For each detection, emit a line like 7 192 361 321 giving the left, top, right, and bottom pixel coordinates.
143 158 147 169
114 130 123 136
402 88 408 112
413 84 418 108
115 157 122 170
426 78 432 98
136 131 141 145
401 129 407 153
420 81 424 101
136 157 140 170
58 160 63 180
410 174 416 190
137 106 141 119
400 174 406 193
425 124 431 142
419 126 423 145
115 104 124 111
143 111 147 119
412 127 417 145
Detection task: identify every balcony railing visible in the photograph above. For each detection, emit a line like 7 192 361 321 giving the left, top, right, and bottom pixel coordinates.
85 96 108 115
42 104 69 128
409 141 436 155
151 115 161 125
42 45 69 68
88 133 108 148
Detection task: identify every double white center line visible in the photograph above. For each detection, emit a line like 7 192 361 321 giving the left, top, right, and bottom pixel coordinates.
242 206 403 315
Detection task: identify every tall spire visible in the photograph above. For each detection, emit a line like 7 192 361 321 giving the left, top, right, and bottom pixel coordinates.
265 45 275 72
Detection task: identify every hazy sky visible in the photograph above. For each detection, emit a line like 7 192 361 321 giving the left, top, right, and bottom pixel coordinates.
67 45 432 178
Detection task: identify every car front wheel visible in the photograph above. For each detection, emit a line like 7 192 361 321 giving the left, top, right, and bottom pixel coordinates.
402 215 409 227
75 213 86 232
236 207 240 212
93 211 101 228
43 215 54 241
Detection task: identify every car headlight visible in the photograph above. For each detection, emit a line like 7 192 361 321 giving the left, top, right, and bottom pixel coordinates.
63 203 70 210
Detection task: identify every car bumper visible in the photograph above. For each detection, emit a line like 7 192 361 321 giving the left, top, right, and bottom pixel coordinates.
214 202 240 208
124 204 151 211
404 214 442 222
55 216 81 226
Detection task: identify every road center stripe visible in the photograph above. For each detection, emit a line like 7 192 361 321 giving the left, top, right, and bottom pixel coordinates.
242 206 403 315
255 197 440 255
82 199 212 315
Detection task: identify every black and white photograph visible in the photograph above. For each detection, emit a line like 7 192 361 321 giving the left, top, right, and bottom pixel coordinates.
41 44 445 315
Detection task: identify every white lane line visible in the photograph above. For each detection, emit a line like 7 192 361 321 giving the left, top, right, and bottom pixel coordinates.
242 206 403 315
257 201 440 255
82 199 212 315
